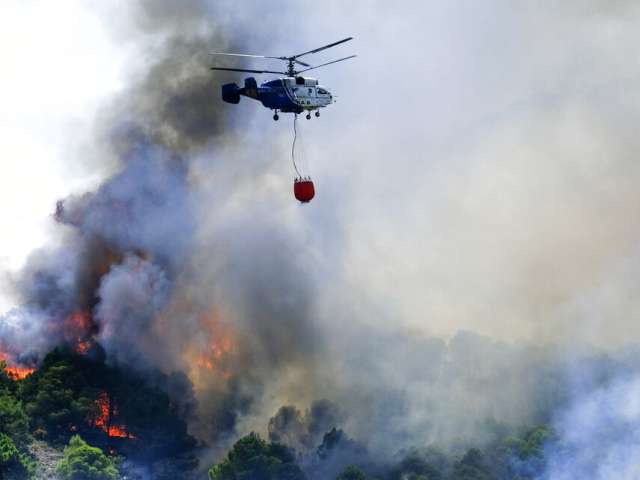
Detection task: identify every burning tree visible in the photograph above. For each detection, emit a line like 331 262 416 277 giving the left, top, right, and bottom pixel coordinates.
0 352 35 381
90 391 136 439
19 347 195 459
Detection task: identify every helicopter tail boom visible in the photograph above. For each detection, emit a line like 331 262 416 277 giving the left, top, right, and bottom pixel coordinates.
221 77 261 104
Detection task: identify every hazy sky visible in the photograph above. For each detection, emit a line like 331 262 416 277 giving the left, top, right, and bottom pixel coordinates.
0 2 124 292
3 0 640 348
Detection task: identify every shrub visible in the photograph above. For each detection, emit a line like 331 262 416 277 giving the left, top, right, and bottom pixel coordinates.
56 435 118 480
0 432 33 479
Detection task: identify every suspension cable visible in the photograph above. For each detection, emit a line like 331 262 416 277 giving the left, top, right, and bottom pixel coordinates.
292 113 301 177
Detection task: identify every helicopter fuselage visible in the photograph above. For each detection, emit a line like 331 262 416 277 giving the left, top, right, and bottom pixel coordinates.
222 76 333 114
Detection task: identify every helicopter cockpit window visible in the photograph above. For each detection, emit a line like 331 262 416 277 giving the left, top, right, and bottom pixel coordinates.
317 88 328 95
296 77 305 85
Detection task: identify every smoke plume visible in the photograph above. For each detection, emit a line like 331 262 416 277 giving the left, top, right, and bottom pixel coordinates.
544 372 640 479
3 1 640 477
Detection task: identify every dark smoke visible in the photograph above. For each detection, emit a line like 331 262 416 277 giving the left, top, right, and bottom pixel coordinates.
1 0 328 454
4 2 640 478
104 0 245 154
268 399 344 452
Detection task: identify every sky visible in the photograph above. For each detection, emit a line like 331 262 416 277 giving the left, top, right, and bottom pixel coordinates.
0 1 125 299
2 0 640 349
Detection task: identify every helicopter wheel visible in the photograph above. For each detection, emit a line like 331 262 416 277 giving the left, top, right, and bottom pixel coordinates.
273 112 279 121
306 113 311 120
315 111 320 117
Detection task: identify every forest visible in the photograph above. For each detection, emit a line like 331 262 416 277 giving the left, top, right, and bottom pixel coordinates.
1 347 557 480
3 1 640 479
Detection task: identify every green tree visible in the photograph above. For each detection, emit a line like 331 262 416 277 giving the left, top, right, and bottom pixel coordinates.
498 425 554 479
56 435 118 480
20 348 195 455
0 395 30 447
208 432 305 480
516 425 553 460
20 358 95 442
389 448 445 480
0 432 33 480
336 466 366 480
0 361 16 396
450 449 495 480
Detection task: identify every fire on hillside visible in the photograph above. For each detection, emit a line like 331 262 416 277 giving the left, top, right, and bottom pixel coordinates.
0 349 36 380
91 391 137 439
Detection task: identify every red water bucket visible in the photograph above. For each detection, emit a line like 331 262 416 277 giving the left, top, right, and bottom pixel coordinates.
294 178 315 203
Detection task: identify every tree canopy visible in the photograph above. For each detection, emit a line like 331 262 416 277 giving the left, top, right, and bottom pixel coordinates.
56 435 119 480
0 432 33 480
450 449 495 480
208 432 305 480
0 394 30 448
3 346 561 480
337 466 367 480
19 347 194 457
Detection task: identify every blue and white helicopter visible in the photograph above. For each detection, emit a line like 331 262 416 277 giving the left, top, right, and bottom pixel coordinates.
210 37 355 120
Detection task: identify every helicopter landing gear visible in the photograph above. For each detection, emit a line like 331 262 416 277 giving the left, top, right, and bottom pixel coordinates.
315 111 320 117
273 111 279 121
306 112 311 120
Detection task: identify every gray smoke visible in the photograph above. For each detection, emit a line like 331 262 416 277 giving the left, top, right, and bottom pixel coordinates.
544 372 640 479
1 0 329 450
268 399 344 453
0 234 94 365
4 2 640 477
57 151 194 268
95 254 173 368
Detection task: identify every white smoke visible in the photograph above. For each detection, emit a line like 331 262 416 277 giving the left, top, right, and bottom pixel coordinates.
545 373 640 479
96 254 173 369
4 1 640 471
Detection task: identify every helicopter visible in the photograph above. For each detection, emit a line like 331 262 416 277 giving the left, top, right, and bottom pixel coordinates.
210 37 356 120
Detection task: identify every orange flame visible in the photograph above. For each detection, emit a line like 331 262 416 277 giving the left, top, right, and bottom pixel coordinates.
0 351 35 380
5 366 35 380
91 392 136 439
75 341 92 355
106 425 133 438
188 310 237 385
63 311 96 354
196 333 235 379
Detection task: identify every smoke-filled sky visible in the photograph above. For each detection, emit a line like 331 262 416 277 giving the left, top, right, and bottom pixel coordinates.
3 1 640 346
3 1 640 474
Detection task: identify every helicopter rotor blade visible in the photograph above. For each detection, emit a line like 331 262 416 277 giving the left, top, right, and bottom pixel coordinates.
291 37 353 59
209 52 283 60
297 55 357 73
210 67 286 75
210 53 310 67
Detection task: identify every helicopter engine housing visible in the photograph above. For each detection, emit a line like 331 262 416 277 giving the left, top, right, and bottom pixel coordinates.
222 83 240 104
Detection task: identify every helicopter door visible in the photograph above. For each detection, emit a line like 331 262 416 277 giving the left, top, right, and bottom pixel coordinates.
305 86 316 106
